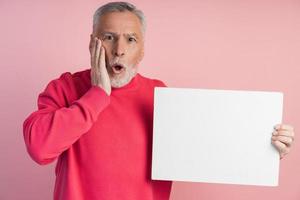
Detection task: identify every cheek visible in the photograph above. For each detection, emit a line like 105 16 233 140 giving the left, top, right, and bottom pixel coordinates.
130 45 144 62
102 43 113 60
101 42 110 52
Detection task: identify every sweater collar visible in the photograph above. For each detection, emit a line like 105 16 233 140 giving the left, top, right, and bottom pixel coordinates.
85 69 140 92
111 73 140 92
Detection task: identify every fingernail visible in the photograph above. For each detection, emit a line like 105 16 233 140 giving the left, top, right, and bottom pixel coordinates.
274 124 280 130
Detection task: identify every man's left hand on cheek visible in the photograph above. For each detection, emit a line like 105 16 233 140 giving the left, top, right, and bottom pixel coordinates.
271 124 295 159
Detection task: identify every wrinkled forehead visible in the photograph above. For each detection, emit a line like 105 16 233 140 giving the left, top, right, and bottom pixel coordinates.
94 11 143 37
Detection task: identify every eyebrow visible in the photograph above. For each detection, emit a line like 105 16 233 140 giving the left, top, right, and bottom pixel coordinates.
102 31 139 38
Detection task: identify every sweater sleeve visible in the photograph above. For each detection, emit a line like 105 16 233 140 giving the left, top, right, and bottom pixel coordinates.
153 79 167 87
23 73 110 165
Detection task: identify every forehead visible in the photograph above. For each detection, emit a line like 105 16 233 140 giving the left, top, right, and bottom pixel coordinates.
96 11 143 36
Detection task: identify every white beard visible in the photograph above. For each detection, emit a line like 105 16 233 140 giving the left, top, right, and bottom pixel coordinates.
109 66 138 88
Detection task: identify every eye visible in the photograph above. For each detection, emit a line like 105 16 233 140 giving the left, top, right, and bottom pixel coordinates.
104 35 113 41
128 37 137 42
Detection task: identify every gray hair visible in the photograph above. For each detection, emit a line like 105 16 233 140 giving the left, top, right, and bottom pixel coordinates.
93 1 146 36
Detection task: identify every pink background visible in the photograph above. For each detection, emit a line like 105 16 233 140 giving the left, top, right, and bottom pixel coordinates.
1 0 299 199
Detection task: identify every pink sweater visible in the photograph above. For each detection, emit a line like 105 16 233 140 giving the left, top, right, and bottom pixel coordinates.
23 69 172 200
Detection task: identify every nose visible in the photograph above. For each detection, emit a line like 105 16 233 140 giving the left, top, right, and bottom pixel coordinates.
113 38 126 57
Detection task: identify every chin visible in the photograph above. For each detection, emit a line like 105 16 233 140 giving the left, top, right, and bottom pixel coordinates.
110 68 138 88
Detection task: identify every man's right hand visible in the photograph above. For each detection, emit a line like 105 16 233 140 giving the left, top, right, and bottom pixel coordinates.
89 35 111 95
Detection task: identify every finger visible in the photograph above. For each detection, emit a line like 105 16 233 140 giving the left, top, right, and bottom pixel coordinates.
91 36 98 68
272 140 290 154
89 34 95 55
99 46 106 73
274 124 294 131
94 37 99 58
273 129 295 138
272 135 293 146
95 38 101 72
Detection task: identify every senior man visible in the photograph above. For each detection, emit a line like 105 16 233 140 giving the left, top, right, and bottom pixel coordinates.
23 2 295 200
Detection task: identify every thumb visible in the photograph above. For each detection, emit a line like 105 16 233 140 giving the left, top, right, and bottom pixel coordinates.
98 46 111 94
99 46 109 78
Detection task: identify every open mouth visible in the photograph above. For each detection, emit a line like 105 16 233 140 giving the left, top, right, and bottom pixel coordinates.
111 63 125 74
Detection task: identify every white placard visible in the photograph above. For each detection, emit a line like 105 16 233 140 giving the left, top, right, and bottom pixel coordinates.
152 87 283 186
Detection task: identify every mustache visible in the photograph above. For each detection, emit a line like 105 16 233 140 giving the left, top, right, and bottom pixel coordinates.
108 59 128 69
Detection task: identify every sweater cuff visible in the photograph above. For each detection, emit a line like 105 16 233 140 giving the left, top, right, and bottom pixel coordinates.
76 85 110 118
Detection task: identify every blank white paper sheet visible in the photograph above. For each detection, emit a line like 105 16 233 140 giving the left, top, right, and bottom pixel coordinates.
152 87 283 186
